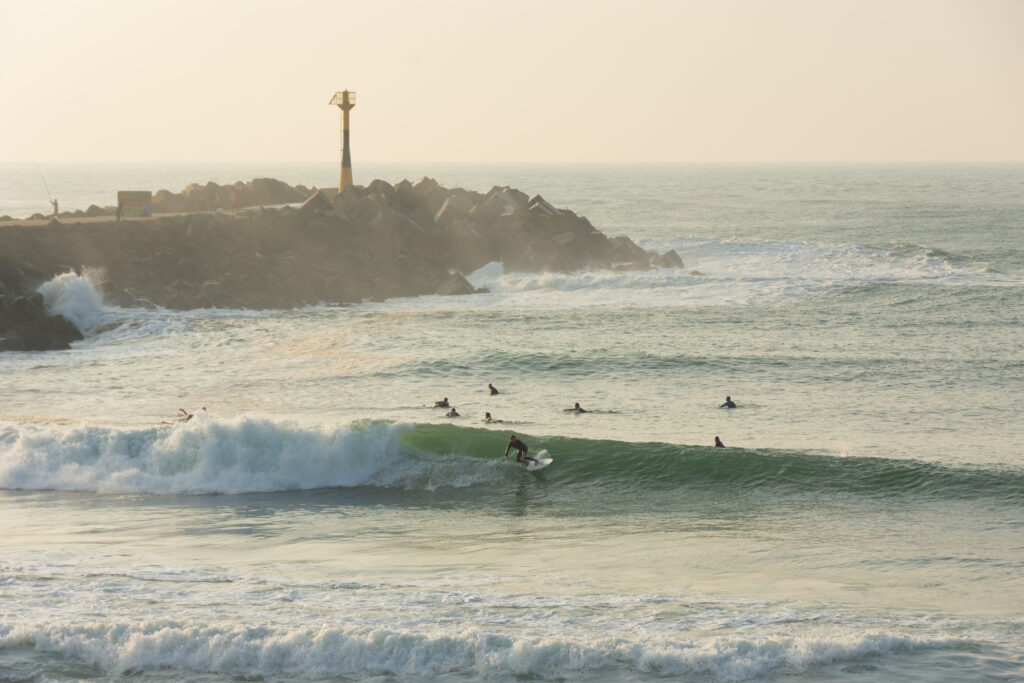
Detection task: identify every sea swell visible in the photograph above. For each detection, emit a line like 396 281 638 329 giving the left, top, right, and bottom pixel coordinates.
1 419 1020 504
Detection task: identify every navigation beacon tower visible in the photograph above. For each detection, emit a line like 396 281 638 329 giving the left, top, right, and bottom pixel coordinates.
329 90 356 193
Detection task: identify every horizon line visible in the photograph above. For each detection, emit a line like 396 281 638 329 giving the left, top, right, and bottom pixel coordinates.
7 160 1024 166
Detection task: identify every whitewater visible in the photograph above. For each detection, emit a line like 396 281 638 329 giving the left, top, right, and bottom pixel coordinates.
1 163 1022 681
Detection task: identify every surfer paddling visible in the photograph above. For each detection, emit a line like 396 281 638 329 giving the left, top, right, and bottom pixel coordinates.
564 402 587 413
162 407 205 424
433 397 450 408
505 435 538 468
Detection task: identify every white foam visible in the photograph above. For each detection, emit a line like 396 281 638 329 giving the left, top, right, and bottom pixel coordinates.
0 418 500 494
368 237 1009 314
36 269 110 334
465 260 506 289
0 620 970 680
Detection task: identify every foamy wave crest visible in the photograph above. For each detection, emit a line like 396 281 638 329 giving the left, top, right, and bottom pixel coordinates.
36 269 109 334
0 418 500 494
640 236 1001 285
449 239 1009 313
0 621 968 681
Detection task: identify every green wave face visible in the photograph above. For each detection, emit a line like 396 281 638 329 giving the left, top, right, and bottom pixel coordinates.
399 423 1024 504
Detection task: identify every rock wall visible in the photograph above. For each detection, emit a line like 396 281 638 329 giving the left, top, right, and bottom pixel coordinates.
0 177 683 350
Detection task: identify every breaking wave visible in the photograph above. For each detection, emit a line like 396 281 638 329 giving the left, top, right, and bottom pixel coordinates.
1 419 1020 503
36 269 111 335
0 619 972 681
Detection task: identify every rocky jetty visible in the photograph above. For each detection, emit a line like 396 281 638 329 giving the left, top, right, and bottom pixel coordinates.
0 177 684 350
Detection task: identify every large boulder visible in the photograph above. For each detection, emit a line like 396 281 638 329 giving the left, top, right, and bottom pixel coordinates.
435 272 476 296
650 249 684 268
298 189 334 215
249 178 306 205
0 291 83 351
410 177 449 216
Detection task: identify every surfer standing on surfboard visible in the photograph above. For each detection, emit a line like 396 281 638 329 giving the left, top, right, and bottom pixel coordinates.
505 435 539 468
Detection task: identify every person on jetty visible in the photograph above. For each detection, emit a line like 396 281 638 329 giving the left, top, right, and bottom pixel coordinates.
488 383 500 395
446 407 460 418
50 198 58 217
715 436 726 448
484 412 504 424
720 396 737 408
564 402 587 413
434 397 450 408
505 435 538 468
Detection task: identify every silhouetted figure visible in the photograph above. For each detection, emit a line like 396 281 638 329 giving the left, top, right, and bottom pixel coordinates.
50 198 58 217
564 402 587 413
489 383 500 395
446 407 460 418
714 436 725 448
434 397 450 408
720 396 737 408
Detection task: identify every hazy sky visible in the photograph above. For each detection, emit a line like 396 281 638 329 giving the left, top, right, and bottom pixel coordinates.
2 0 1022 163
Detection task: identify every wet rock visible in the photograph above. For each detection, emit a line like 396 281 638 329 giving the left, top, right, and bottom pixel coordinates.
435 272 475 296
651 249 684 268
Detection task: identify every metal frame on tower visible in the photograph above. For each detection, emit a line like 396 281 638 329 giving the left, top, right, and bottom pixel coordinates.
329 90 357 192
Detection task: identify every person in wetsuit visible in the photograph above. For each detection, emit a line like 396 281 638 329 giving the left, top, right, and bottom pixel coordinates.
488 383 500 395
720 396 737 409
714 436 725 448
505 435 539 468
434 397 450 408
564 402 587 413
445 407 460 417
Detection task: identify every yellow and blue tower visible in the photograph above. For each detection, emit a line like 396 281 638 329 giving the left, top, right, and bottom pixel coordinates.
329 90 356 192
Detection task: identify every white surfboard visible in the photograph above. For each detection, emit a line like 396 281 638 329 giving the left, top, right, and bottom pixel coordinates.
523 449 553 471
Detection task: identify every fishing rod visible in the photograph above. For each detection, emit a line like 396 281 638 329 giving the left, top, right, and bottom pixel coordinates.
34 163 53 201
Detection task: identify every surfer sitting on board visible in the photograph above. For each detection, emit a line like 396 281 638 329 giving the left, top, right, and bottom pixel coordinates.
564 402 587 413
484 412 503 423
445 407 460 417
434 397 450 408
505 435 538 468
715 436 725 448
720 396 737 408
488 383 500 395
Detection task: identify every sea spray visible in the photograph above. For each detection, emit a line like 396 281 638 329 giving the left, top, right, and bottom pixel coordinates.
36 269 108 334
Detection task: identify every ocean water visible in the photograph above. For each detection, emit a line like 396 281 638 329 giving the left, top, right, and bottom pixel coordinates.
1 163 1022 682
